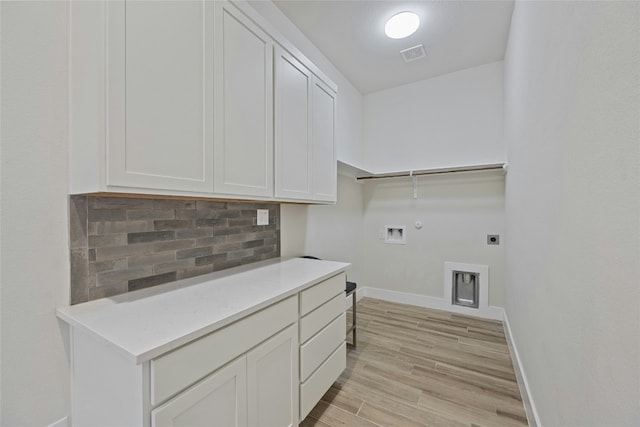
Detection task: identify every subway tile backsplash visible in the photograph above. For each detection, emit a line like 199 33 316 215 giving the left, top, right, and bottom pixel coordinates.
69 195 280 304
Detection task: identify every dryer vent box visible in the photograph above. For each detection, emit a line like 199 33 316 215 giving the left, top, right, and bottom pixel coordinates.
452 271 479 308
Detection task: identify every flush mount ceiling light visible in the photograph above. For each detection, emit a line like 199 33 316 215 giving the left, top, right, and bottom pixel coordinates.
384 11 420 39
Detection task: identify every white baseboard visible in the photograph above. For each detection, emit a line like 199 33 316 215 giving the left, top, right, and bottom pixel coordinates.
503 312 541 427
362 286 504 321
48 417 68 427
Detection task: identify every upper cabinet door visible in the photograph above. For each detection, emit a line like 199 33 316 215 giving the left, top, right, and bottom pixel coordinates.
311 78 337 202
274 48 313 200
107 1 214 192
214 1 274 197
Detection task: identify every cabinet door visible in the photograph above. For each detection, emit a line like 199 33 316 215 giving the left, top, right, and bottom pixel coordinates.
152 356 247 427
247 324 298 427
214 1 274 197
311 78 337 202
107 1 214 192
274 48 313 200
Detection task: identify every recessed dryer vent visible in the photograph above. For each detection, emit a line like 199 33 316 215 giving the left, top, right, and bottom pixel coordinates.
384 225 406 244
452 271 480 308
444 262 494 318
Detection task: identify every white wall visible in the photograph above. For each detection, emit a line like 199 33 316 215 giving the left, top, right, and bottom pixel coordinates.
280 204 308 258
358 59 506 312
304 174 364 284
1 2 71 425
504 2 640 426
364 61 504 173
247 0 365 168
361 171 505 307
281 174 364 284
1 4 3 422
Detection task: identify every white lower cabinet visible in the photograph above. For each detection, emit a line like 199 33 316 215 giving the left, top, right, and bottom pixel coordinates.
150 296 297 406
300 313 346 382
153 324 298 427
300 343 346 420
152 356 247 427
63 268 348 426
298 273 347 421
247 325 299 427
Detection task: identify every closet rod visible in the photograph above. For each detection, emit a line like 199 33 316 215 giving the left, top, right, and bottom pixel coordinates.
355 162 507 181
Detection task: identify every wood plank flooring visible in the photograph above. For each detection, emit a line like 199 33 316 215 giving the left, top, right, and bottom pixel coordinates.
300 298 529 427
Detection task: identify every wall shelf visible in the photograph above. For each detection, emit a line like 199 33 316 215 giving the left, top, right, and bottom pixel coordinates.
353 162 507 199
337 160 372 178
354 162 507 182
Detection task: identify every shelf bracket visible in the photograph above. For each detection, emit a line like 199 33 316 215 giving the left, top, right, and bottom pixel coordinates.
410 170 418 199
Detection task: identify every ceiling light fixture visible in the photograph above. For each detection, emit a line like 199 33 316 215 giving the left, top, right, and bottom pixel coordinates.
384 12 420 39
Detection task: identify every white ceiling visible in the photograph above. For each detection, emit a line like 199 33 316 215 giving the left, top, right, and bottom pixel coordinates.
272 0 515 94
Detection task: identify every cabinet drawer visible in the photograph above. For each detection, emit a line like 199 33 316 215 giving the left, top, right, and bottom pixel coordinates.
300 273 344 316
151 296 297 406
300 342 346 421
300 312 345 382
300 293 344 344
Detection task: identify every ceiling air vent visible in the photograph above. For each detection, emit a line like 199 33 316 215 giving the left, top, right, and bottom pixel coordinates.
400 44 426 63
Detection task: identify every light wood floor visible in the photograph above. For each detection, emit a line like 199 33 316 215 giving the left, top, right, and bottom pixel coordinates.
300 298 529 427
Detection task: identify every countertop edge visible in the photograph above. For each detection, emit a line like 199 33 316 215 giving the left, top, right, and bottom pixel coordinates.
57 259 350 364
135 265 349 363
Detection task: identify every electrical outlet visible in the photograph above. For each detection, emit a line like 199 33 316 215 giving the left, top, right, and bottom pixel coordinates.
257 209 269 226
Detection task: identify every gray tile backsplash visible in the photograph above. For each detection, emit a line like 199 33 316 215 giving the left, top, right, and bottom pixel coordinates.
69 195 280 304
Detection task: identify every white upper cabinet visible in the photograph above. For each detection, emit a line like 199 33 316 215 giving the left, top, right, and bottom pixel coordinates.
69 0 337 203
275 48 337 202
311 78 337 202
106 1 214 193
214 1 274 197
275 48 313 200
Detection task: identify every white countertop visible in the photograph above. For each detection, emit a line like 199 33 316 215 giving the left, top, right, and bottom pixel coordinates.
57 257 350 363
